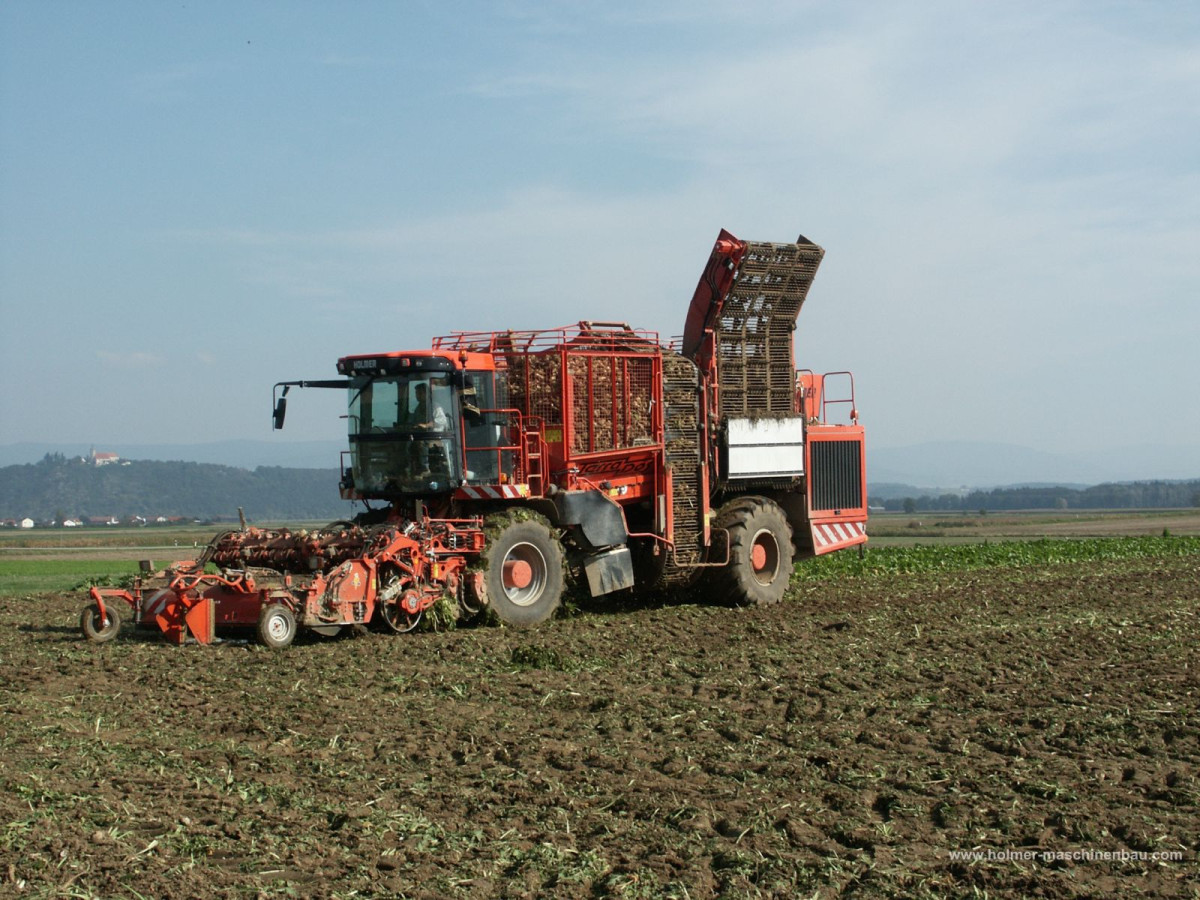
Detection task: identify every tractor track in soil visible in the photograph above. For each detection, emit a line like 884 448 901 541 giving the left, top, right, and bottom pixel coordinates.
1 554 1197 898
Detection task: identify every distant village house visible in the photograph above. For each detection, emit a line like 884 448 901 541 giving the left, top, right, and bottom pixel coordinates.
90 448 120 466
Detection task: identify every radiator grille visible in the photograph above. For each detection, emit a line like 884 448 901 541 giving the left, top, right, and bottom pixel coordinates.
810 440 863 511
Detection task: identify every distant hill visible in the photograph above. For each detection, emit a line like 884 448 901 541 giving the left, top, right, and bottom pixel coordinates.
4 441 1197 522
5 439 1196 488
0 454 351 523
0 441 344 470
869 440 1199 488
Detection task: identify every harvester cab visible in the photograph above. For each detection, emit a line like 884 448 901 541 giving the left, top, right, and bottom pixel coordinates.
274 350 515 502
339 354 462 496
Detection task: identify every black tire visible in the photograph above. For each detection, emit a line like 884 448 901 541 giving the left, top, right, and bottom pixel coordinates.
80 602 121 642
483 516 564 627
713 497 794 606
257 603 296 649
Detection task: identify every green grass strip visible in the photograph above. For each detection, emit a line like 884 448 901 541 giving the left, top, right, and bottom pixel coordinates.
0 559 141 597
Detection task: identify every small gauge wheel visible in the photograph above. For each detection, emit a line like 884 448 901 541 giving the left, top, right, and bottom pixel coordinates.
80 602 121 642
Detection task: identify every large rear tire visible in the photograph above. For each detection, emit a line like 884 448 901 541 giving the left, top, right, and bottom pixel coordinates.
713 497 794 606
80 602 121 642
483 515 564 627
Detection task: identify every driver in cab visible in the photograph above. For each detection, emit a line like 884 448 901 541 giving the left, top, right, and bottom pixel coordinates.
411 382 449 432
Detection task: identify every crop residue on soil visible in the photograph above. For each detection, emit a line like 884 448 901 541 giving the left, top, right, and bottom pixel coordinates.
1 554 1197 898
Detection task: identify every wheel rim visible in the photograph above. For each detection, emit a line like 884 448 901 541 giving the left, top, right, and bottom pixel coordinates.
382 589 423 633
749 528 780 585
383 606 422 633
501 541 548 606
266 612 291 643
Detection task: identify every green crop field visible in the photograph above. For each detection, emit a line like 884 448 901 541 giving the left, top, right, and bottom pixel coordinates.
0 559 143 597
794 534 1200 579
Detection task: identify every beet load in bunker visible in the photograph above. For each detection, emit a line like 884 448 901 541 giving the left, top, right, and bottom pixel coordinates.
80 230 867 648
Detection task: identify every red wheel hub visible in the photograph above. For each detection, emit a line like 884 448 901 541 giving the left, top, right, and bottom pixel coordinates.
751 541 769 571
503 559 534 590
402 590 423 614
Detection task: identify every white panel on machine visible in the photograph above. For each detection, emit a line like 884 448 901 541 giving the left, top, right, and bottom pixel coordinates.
726 417 805 479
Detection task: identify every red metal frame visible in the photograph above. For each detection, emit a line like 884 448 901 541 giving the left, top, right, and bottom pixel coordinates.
88 517 489 646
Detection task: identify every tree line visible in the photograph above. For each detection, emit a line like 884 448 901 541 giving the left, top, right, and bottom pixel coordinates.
884 480 1200 513
0 454 349 522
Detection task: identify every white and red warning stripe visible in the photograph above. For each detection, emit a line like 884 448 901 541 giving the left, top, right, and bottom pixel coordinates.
142 589 172 621
454 484 530 500
811 519 867 554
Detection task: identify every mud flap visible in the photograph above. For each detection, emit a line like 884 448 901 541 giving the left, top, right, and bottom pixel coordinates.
184 597 216 644
155 597 188 645
553 490 629 549
155 594 216 644
583 547 635 597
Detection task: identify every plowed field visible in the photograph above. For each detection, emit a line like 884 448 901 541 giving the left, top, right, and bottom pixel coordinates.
2 550 1197 899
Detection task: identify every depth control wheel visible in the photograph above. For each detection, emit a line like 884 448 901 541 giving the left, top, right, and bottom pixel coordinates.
80 602 121 642
483 515 564 627
375 565 424 633
380 589 424 634
257 603 296 649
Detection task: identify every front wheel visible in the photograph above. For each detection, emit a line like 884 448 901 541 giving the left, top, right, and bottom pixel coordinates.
713 497 794 606
483 515 564 627
257 603 296 649
80 602 121 642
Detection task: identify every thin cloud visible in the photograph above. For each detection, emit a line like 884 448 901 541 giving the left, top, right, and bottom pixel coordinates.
127 61 233 105
317 54 393 69
96 350 166 369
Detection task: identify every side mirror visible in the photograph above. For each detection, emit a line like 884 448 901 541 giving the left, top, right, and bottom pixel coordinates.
273 386 290 430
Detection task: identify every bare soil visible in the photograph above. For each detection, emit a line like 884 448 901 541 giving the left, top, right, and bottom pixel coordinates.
1 554 1197 899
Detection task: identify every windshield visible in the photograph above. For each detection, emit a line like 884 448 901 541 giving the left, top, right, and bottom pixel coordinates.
348 372 459 494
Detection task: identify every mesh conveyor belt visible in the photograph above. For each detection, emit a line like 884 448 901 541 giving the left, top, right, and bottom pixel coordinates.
662 351 703 578
716 241 824 418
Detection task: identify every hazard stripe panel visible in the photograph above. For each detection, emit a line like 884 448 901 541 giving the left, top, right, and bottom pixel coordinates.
143 589 171 621
453 484 531 500
810 520 867 555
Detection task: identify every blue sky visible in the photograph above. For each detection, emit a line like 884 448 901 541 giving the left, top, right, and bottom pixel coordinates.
2 1 1198 475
